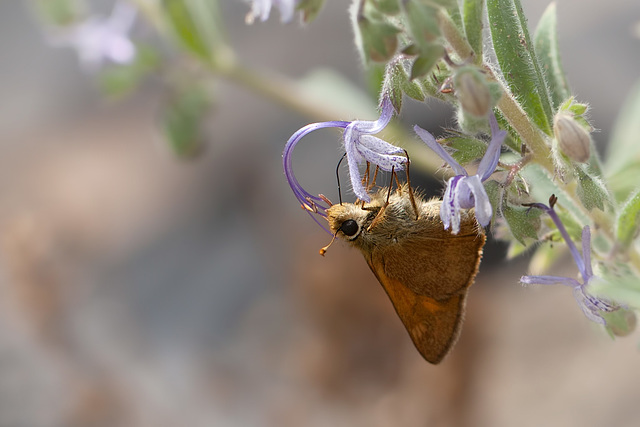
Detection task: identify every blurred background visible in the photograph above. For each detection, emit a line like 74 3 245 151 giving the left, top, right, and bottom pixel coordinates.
0 1 639 426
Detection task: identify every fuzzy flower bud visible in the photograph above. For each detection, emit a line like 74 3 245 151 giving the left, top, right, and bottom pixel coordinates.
553 112 592 163
454 67 491 118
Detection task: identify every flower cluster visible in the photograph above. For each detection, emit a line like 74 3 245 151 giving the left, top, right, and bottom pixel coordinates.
414 113 506 234
282 95 408 232
520 196 618 324
283 94 505 236
49 1 137 70
245 0 298 24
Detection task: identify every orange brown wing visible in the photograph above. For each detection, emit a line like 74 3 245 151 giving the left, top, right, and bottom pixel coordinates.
376 233 485 300
366 258 467 364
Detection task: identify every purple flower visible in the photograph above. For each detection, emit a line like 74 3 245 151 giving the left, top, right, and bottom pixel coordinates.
283 96 407 232
520 197 617 324
245 0 298 23
50 1 137 70
414 113 506 234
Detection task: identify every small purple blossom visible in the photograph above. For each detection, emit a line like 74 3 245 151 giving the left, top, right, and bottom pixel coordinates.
50 1 137 70
414 113 506 234
283 95 407 232
520 197 618 324
245 0 298 24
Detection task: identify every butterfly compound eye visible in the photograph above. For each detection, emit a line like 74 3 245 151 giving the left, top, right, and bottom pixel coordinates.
340 219 359 237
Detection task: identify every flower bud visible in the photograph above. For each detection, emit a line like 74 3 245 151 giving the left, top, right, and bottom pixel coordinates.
553 112 592 163
604 309 637 337
454 67 491 118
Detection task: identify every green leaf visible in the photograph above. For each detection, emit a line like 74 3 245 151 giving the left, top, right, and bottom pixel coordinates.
162 86 211 159
486 0 554 134
575 164 609 211
503 203 541 245
162 0 226 60
442 135 487 165
463 0 484 63
383 62 425 111
602 309 637 338
355 15 400 63
533 2 570 110
410 45 444 80
605 80 640 201
616 188 640 248
403 1 441 52
484 180 502 228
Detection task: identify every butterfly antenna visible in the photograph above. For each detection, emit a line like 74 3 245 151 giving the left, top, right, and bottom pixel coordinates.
368 166 394 231
335 153 347 205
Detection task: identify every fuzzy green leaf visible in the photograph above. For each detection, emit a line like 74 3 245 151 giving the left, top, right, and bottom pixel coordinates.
356 15 400 63
442 135 487 165
410 45 444 80
503 203 541 245
487 0 554 134
403 1 441 52
575 164 609 211
383 62 425 111
162 86 211 158
462 0 484 63
616 188 640 248
602 309 637 338
484 180 502 228
533 2 570 110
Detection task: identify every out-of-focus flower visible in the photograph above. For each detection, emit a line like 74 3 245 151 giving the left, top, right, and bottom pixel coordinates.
51 1 137 70
283 95 407 232
520 196 618 324
414 112 506 234
245 0 298 24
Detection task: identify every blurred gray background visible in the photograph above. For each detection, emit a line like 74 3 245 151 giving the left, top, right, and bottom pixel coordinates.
0 1 639 426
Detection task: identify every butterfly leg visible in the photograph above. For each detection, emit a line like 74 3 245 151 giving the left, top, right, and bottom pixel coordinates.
367 167 395 231
403 149 419 220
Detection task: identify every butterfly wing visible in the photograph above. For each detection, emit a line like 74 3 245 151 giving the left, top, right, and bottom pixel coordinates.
366 257 466 364
377 232 485 300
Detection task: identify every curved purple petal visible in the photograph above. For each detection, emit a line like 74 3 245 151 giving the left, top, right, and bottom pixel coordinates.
358 135 405 155
520 275 582 287
478 113 507 182
573 287 606 324
441 176 464 233
545 208 587 281
348 151 369 202
357 142 407 172
283 120 350 230
464 175 492 227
